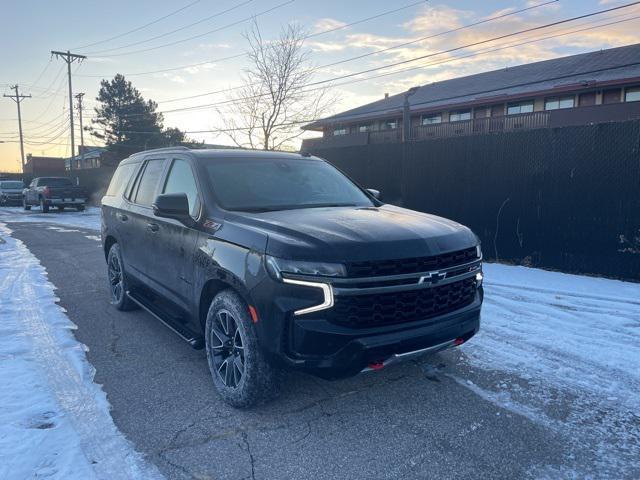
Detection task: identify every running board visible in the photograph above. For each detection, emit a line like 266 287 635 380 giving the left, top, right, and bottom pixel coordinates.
126 290 204 349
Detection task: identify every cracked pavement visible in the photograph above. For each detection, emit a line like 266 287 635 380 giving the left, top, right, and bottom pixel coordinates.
8 221 599 479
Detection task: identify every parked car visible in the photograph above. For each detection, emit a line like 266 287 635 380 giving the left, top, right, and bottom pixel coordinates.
101 147 483 407
23 177 87 212
0 180 25 206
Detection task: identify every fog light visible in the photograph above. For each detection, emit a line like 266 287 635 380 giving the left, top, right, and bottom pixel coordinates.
475 271 483 286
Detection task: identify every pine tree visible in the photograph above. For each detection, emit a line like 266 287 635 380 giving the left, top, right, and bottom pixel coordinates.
90 74 164 157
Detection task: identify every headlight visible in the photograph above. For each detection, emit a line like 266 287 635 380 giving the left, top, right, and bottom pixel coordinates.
476 244 482 259
266 256 346 279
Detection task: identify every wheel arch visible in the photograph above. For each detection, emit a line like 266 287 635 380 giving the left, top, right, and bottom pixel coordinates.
103 235 117 261
198 276 253 334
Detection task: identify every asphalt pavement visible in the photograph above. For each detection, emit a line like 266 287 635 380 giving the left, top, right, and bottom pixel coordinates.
8 220 572 480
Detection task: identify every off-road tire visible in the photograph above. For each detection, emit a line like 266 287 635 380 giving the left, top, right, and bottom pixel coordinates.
40 197 49 213
107 243 137 311
23 197 31 210
205 290 282 408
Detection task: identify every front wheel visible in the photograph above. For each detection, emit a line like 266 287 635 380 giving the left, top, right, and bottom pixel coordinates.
205 290 282 408
107 243 137 311
23 197 31 210
40 198 49 213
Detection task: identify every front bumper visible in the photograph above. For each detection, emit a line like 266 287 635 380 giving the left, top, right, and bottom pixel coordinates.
282 292 481 379
251 269 483 380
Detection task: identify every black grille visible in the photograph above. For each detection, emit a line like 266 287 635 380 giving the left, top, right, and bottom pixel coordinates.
324 277 477 328
346 247 478 277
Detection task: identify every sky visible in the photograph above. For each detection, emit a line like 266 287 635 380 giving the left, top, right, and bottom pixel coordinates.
1 0 638 172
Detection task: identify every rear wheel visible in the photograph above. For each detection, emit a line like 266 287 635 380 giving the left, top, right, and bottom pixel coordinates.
40 197 49 213
57 206 65 212
76 205 85 212
205 290 282 408
23 197 31 211
107 243 137 311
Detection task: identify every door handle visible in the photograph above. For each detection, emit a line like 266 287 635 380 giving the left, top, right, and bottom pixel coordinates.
116 212 128 222
146 222 159 233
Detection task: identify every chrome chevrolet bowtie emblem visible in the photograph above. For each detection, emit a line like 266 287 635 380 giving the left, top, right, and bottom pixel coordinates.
418 271 446 284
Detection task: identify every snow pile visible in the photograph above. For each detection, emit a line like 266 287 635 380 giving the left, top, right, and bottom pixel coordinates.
0 222 162 480
0 206 101 231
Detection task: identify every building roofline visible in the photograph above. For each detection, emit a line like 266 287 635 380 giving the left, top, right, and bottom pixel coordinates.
303 43 640 131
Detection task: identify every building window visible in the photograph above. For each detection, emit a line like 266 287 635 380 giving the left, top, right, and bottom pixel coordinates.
332 128 347 136
625 87 640 102
449 110 471 122
384 120 398 130
358 124 371 132
545 96 575 110
507 101 534 115
421 113 442 125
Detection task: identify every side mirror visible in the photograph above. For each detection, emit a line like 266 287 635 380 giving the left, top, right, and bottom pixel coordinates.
366 188 381 200
153 193 193 225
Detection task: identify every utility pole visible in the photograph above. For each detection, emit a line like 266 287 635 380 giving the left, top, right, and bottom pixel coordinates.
51 50 86 170
3 85 31 173
75 93 85 168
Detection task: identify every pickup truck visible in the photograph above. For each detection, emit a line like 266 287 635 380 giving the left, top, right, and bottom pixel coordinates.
23 177 87 213
0 180 25 206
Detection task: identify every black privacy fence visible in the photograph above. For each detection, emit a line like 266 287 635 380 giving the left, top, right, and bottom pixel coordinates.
308 120 640 281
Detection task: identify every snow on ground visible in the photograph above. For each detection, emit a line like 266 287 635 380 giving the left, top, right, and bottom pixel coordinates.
474 263 640 408
0 206 101 231
460 263 640 477
0 221 162 480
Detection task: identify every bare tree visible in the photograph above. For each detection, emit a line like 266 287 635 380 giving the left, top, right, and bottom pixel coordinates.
215 21 334 151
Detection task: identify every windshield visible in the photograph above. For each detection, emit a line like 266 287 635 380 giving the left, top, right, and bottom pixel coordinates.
204 157 374 211
39 178 73 187
0 181 23 189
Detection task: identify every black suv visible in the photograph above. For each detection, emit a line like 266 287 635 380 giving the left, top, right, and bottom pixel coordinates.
102 147 483 407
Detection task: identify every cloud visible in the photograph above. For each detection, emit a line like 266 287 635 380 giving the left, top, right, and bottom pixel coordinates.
313 0 640 118
402 5 472 34
312 18 347 34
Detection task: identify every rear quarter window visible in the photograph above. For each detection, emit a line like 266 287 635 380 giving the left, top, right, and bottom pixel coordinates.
133 159 165 206
105 163 137 197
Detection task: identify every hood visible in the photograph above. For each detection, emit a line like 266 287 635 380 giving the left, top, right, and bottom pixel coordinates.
224 204 477 263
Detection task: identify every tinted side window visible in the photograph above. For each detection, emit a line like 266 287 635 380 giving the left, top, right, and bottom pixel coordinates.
163 159 199 217
134 159 165 206
106 163 136 197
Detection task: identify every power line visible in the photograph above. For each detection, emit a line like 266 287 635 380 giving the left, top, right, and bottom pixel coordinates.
109 3 640 118
303 0 640 88
17 6 640 148
82 0 256 55
73 0 202 50
89 0 296 58
76 0 431 77
319 0 562 71
305 0 429 39
153 0 560 106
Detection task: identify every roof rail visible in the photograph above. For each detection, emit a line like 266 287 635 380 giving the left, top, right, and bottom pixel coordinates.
137 146 190 154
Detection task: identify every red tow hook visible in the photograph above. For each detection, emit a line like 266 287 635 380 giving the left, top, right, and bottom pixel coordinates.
454 338 465 346
368 361 385 371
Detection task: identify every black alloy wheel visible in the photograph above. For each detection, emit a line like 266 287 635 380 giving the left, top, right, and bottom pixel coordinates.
108 251 124 305
209 309 245 388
